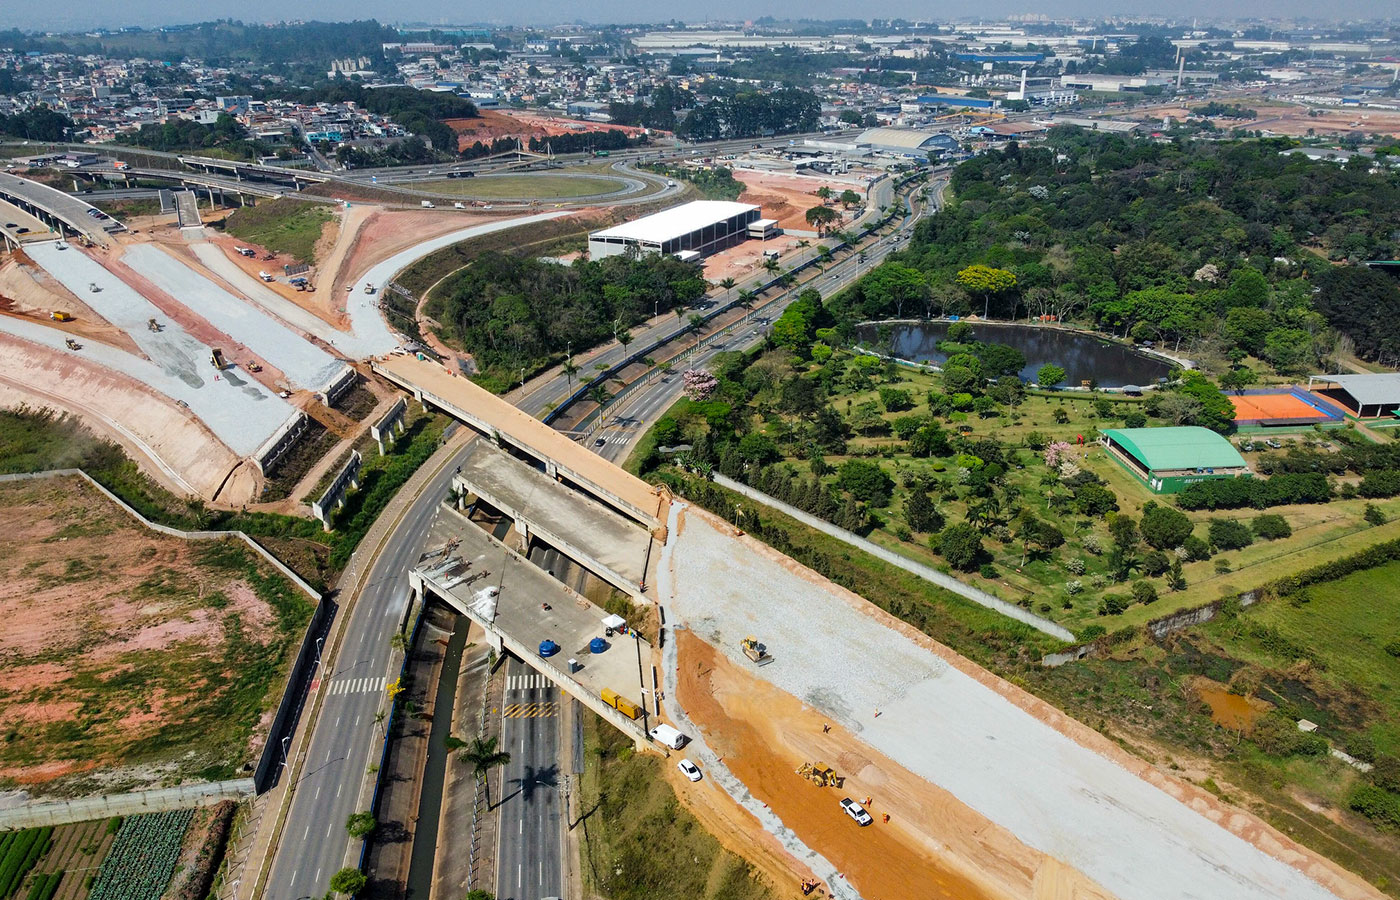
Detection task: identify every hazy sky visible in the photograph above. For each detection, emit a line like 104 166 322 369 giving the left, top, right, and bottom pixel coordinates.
1 0 1394 32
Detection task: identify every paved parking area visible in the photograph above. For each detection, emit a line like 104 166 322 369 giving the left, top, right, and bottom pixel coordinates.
123 243 346 391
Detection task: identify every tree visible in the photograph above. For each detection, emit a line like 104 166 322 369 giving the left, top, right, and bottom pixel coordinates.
346 811 376 839
937 523 983 571
561 356 579 388
840 189 862 208
955 265 1017 318
1140 502 1193 550
616 328 633 356
837 460 893 506
736 288 756 323
459 735 512 809
804 205 839 232
1036 364 1065 389
1109 515 1139 550
904 490 944 533
1219 367 1258 394
1251 513 1292 540
719 277 737 304
1208 519 1254 551
465 891 497 900
329 867 367 895
816 186 833 202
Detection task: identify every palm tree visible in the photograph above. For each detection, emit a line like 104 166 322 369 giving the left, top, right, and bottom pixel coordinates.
561 356 579 388
616 328 633 357
687 313 705 347
762 257 780 277
719 277 736 305
588 384 612 426
458 735 511 809
736 289 755 323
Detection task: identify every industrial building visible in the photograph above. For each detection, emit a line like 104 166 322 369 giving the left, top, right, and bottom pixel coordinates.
855 127 961 158
1308 373 1400 418
588 200 760 261
1101 426 1250 494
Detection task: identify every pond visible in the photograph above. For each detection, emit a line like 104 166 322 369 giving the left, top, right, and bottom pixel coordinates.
855 321 1174 389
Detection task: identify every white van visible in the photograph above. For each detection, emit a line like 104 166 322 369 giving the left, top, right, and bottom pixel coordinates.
649 723 688 750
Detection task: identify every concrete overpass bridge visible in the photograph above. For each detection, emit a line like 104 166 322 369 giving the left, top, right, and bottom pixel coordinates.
0 170 125 246
176 154 332 189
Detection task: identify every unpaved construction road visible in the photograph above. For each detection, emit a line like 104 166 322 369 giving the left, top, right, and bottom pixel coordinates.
657 502 1378 900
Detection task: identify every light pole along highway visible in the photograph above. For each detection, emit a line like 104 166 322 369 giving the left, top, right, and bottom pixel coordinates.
259 167 936 900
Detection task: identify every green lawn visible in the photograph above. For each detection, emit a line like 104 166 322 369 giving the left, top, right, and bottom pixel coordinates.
223 198 333 264
417 173 624 199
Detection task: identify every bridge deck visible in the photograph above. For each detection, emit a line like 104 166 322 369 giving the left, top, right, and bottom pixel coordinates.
453 440 653 596
374 354 668 532
416 508 653 734
0 171 124 244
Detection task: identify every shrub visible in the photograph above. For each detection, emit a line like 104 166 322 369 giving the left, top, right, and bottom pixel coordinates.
1182 535 1211 561
837 460 894 507
1365 503 1388 526
1347 784 1400 830
346 811 376 839
1209 519 1254 551
1251 714 1328 757
1065 580 1083 595
329 868 368 895
1359 469 1400 498
878 387 915 412
1098 594 1130 616
1177 472 1331 510
1123 411 1147 428
1131 581 1159 605
1250 514 1292 540
1066 557 1086 575
1141 550 1170 576
979 563 998 578
1140 502 1193 549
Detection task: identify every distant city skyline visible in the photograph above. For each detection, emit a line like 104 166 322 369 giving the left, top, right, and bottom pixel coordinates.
1 1 1394 33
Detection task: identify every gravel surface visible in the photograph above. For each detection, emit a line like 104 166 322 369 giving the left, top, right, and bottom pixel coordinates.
23 242 294 456
660 502 1345 900
123 243 345 391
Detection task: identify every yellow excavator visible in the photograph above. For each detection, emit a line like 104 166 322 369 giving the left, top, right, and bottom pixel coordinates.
739 635 773 666
796 761 844 788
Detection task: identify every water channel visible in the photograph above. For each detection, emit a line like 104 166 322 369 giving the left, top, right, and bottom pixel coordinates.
856 321 1175 388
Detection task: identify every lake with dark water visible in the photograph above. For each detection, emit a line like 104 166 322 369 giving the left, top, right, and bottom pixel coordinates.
855 321 1175 388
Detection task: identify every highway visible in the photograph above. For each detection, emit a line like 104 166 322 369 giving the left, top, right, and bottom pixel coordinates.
494 656 565 900
261 170 933 900
264 438 474 900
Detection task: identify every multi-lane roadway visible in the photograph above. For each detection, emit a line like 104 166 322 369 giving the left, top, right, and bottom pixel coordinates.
262 171 934 900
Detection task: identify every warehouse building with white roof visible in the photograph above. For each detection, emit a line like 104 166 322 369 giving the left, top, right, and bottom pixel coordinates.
588 200 761 261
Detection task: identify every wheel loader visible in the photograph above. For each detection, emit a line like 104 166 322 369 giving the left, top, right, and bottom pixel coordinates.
796 761 844 788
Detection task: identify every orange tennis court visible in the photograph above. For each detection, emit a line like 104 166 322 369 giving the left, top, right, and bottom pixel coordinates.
1230 389 1344 426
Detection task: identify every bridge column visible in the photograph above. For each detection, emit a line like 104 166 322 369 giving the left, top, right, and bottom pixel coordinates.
546 460 558 480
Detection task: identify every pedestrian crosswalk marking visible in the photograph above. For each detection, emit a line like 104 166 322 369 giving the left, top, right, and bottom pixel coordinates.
503 702 559 719
506 673 555 691
328 676 388 696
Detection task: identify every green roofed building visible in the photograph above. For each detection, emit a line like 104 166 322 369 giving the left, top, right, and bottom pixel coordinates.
1100 426 1251 494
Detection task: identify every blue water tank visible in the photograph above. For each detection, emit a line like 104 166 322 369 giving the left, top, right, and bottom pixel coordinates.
589 637 608 654
538 640 559 658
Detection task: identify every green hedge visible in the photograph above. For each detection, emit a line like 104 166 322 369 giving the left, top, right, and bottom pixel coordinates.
0 827 51 897
1259 537 1400 599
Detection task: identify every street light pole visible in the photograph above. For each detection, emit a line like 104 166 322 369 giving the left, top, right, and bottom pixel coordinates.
279 735 291 769
633 630 648 732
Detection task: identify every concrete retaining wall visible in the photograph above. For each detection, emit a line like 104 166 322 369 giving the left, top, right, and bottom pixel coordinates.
311 450 362 530
253 410 309 475
319 365 359 407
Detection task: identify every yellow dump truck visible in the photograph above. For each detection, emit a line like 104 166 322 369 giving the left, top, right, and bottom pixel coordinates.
50 310 73 322
601 687 643 720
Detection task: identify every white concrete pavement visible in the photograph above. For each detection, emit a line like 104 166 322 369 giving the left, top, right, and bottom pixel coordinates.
22 241 295 456
122 243 345 391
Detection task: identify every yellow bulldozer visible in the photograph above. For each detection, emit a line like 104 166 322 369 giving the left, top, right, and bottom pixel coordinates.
739 636 773 666
796 761 844 788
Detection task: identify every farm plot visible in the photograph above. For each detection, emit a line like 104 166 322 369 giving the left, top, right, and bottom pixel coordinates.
22 817 120 900
0 827 53 898
87 810 192 900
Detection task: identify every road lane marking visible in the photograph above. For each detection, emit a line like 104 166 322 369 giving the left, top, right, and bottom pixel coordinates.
303 825 309 840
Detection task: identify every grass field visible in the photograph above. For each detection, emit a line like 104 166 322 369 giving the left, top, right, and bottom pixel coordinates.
578 712 774 900
417 173 624 199
223 198 333 265
0 476 314 796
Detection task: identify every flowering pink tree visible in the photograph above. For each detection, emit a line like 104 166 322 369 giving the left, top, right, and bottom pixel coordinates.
1043 441 1074 469
682 369 719 401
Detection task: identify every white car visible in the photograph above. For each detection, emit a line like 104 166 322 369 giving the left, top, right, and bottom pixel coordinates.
677 759 702 782
840 798 873 826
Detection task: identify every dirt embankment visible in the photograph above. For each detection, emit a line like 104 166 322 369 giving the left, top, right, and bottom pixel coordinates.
674 630 1109 900
446 109 657 151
